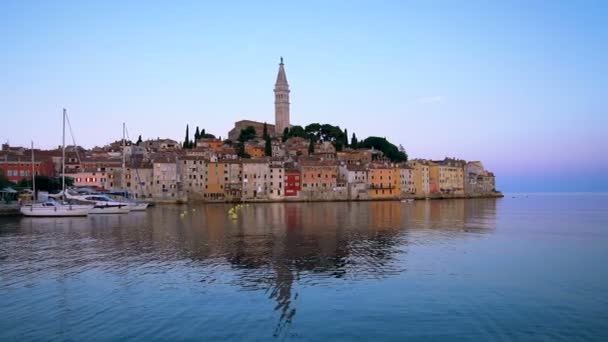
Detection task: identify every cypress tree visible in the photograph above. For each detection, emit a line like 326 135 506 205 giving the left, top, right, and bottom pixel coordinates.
344 128 349 147
282 127 290 142
351 133 358 147
136 135 143 146
263 122 269 140
183 125 190 149
308 139 314 154
195 126 200 141
265 138 272 156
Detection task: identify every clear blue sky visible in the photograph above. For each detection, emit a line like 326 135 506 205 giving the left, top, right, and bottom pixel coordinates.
1 0 607 192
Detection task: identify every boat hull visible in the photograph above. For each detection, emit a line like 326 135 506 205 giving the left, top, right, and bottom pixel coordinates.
130 203 149 211
89 205 132 214
20 205 91 217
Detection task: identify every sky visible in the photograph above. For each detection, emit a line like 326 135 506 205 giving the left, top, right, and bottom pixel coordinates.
1 0 607 192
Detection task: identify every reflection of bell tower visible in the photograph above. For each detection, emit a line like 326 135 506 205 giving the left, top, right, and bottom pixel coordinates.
274 57 290 136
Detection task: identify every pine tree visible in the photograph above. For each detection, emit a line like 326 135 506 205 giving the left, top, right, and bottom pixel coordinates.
351 133 358 147
202 129 206 138
136 135 142 146
265 138 272 156
308 139 314 154
183 124 190 149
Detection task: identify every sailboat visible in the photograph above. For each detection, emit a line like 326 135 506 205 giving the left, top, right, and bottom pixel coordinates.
116 122 148 211
21 110 94 217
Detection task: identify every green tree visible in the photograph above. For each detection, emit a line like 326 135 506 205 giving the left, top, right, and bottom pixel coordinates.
136 135 143 146
0 170 11 188
236 143 251 159
194 126 200 141
351 133 358 147
282 127 290 142
263 122 269 140
359 137 407 162
238 126 257 143
183 124 190 149
308 139 315 154
343 128 349 147
264 138 272 156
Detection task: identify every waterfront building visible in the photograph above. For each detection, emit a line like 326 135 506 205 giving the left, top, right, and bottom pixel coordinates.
284 168 301 197
180 156 207 199
399 166 415 195
0 154 55 182
406 159 431 196
242 160 271 199
464 161 496 195
268 164 285 200
300 161 338 191
339 164 369 200
224 160 243 201
431 158 465 195
125 162 154 199
70 169 115 190
203 161 226 201
274 57 290 135
151 154 182 200
367 164 400 199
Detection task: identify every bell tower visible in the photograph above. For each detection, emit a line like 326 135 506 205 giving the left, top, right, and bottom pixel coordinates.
274 57 290 136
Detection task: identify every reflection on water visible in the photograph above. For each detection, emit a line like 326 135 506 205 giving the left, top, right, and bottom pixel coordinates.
0 199 498 338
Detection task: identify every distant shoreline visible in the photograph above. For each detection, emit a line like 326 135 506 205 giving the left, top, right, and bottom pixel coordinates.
154 192 505 205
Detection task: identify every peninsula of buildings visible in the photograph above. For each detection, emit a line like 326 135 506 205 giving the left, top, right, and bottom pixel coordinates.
0 58 502 203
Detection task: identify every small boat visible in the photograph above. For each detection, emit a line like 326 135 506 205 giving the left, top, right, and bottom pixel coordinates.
20 200 92 217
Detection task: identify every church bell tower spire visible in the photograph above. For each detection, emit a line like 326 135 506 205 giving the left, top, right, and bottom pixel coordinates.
274 57 290 136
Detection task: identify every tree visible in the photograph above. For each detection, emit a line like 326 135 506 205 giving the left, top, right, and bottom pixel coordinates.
263 122 269 140
0 170 11 188
351 133 358 147
359 136 407 162
343 128 349 148
282 127 290 142
183 124 190 149
238 126 257 143
308 139 315 154
195 126 201 141
264 138 272 156
136 135 143 146
236 143 251 159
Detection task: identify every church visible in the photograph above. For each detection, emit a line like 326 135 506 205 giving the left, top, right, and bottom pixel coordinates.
227 58 291 141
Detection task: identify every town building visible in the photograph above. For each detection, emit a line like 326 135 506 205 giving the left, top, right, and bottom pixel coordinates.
242 160 271 199
284 168 301 197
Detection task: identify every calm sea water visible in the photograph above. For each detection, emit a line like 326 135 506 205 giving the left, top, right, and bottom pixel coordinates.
1 194 607 341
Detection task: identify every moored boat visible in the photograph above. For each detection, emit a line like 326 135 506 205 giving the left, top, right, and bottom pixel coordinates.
20 200 92 217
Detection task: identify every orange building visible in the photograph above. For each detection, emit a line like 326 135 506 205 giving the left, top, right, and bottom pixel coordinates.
300 161 338 190
203 161 226 200
367 165 400 199
245 143 266 158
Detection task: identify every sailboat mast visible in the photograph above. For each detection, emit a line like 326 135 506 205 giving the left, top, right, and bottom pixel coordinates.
122 122 126 196
62 109 66 197
31 141 36 201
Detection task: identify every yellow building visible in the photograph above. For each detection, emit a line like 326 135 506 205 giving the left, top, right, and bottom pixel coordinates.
406 159 431 196
431 158 465 195
367 165 400 199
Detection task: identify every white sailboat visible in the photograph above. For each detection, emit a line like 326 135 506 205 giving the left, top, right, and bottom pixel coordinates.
21 110 94 217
